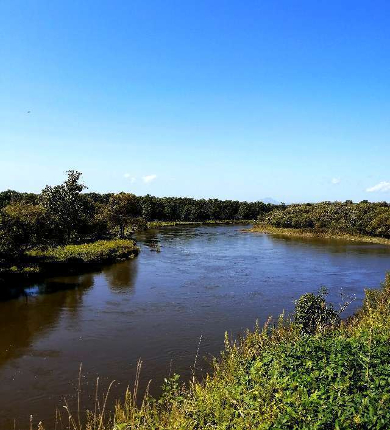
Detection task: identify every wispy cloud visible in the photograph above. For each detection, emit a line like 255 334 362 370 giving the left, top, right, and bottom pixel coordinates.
331 178 340 185
143 174 157 184
123 173 136 183
366 181 390 192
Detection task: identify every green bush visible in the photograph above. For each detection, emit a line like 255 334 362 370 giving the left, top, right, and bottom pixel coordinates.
294 287 340 334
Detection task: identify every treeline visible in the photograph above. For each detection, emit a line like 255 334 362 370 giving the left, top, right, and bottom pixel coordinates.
0 171 275 262
260 201 390 238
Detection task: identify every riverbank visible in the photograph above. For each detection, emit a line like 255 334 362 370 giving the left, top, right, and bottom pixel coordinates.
53 273 390 429
251 223 390 246
0 239 139 281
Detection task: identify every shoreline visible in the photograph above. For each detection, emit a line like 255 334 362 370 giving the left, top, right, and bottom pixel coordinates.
251 223 390 246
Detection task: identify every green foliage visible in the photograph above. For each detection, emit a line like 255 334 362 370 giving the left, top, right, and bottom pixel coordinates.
101 193 139 238
27 239 138 264
0 190 38 209
158 374 185 409
135 195 273 222
0 202 47 258
294 287 340 334
262 201 390 239
40 170 88 243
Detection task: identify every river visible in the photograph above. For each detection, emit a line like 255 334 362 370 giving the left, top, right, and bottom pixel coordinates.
1 225 390 429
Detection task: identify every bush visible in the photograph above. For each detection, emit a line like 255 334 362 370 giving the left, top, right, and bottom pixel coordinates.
294 287 340 334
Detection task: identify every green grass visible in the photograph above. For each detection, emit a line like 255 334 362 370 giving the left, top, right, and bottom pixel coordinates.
0 240 139 277
27 239 139 264
49 275 390 430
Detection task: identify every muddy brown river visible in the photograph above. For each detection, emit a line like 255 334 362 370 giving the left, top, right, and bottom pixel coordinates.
1 225 390 429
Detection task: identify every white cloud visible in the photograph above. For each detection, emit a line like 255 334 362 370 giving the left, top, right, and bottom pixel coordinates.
143 174 157 184
123 173 136 183
331 178 340 185
366 181 390 192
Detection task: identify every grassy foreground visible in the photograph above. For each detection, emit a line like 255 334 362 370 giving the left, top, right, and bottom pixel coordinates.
51 275 390 430
252 223 390 246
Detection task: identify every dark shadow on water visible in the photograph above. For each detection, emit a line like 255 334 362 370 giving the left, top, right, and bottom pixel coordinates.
103 258 139 293
0 261 112 301
267 233 390 256
0 273 94 368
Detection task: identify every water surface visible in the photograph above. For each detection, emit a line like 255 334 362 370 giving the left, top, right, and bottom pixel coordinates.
1 225 390 429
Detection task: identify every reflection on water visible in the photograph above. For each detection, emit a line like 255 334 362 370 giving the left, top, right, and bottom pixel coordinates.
1 225 390 429
266 233 390 256
0 273 94 367
103 259 138 293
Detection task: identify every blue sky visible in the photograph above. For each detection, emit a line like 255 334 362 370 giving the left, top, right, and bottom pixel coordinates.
1 0 389 202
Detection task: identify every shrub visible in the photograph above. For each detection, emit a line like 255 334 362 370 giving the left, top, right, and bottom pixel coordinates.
294 287 340 334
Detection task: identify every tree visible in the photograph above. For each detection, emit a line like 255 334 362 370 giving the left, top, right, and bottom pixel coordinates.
140 194 155 221
103 193 139 238
40 170 87 243
0 202 47 258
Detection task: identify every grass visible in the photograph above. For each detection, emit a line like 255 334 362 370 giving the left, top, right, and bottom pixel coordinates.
27 239 139 264
39 274 390 430
252 223 390 246
0 240 139 278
